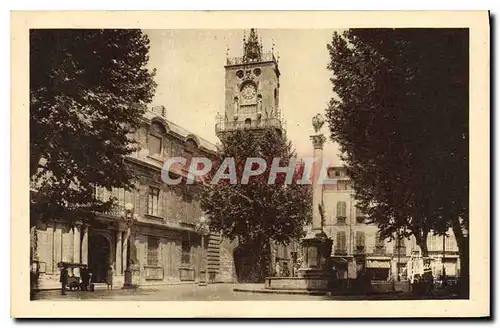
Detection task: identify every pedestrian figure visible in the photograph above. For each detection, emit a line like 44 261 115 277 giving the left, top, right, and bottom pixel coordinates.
106 266 114 290
80 265 89 291
412 274 421 297
283 263 290 277
59 264 68 295
275 261 281 277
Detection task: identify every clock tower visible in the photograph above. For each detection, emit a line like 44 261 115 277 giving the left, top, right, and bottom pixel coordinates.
215 28 284 136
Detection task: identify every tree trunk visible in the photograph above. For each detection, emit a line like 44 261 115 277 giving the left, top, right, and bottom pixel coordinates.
451 217 469 299
268 238 276 276
415 231 429 257
234 239 270 283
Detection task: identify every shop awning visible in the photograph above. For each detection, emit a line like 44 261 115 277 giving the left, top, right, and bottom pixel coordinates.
331 257 349 263
366 259 391 269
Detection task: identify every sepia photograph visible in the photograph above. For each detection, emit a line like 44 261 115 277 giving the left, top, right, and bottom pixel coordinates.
11 11 489 318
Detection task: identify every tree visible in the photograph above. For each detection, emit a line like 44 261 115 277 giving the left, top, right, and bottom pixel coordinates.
200 128 312 282
325 29 469 296
30 29 157 225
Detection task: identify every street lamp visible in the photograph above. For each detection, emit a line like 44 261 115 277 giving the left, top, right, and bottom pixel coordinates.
196 216 210 286
396 234 402 282
442 233 447 287
121 202 138 289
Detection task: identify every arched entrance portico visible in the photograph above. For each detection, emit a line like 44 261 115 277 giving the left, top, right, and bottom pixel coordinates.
89 232 111 283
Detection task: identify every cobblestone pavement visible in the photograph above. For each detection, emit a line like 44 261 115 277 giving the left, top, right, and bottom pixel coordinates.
33 284 320 301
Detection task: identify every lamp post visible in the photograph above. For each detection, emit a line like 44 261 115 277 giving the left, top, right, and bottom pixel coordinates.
396 234 401 282
121 202 138 289
196 216 210 286
442 233 447 287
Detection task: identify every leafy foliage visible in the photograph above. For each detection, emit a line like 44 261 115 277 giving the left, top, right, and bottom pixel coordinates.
201 128 312 244
325 28 468 254
200 128 311 281
30 29 157 224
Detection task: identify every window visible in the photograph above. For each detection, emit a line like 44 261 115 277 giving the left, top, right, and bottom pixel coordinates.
335 171 340 177
147 187 160 217
355 231 366 253
336 201 347 224
95 186 106 201
148 134 162 157
355 207 365 223
181 240 191 264
110 187 132 208
395 236 406 256
147 236 160 266
151 122 167 134
375 232 385 254
274 88 278 108
335 231 347 255
444 234 455 251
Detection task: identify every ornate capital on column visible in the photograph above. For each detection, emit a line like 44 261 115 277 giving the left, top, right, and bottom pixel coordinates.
310 134 326 150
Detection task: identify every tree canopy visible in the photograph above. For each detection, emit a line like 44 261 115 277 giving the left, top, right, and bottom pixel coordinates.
30 29 157 224
200 128 311 281
201 128 311 244
325 29 469 294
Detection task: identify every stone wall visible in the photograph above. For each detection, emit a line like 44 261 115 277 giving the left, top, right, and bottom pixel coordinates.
218 238 237 283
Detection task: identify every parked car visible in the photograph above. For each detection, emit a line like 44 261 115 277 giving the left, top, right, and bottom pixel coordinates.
57 261 95 292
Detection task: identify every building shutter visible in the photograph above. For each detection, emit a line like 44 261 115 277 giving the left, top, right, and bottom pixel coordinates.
336 231 346 253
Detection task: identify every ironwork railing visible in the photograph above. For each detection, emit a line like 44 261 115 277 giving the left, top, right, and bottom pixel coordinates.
103 205 125 217
226 52 277 66
215 117 283 133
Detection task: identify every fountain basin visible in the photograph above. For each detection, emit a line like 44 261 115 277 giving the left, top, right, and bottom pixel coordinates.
265 275 331 291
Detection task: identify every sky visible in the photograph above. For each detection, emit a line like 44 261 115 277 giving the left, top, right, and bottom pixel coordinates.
144 29 342 165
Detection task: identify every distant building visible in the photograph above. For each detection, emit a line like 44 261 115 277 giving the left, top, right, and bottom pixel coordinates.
323 166 461 282
31 106 237 289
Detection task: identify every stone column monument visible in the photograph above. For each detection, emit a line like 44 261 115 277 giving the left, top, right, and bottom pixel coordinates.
296 113 333 289
263 113 333 292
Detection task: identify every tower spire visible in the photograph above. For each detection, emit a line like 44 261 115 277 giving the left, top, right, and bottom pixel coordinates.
243 28 262 62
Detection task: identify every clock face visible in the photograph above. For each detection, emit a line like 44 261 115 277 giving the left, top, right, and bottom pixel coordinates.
241 84 257 100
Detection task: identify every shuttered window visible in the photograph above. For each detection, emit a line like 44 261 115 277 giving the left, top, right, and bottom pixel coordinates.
355 231 366 253
375 232 385 254
336 201 347 224
181 240 191 264
148 134 162 157
147 187 160 217
336 231 347 254
147 236 159 266
395 236 406 256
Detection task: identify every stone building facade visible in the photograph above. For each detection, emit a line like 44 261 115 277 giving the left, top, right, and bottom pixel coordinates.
323 166 461 282
32 106 236 289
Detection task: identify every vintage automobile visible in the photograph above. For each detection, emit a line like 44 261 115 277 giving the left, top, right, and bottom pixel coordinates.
57 262 95 292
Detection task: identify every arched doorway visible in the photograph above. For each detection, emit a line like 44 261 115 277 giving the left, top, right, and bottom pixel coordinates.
88 233 111 283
